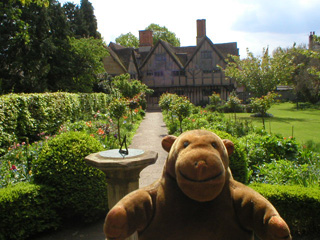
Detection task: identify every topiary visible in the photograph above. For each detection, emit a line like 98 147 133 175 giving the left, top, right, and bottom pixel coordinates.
209 130 248 184
33 131 108 223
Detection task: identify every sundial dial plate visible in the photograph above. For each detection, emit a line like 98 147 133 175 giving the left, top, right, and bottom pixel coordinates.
99 149 145 159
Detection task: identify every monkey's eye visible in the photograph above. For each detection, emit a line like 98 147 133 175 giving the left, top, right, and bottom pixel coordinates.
183 141 190 148
211 142 217 149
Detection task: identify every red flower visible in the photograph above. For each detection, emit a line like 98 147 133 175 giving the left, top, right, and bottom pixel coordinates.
10 165 17 171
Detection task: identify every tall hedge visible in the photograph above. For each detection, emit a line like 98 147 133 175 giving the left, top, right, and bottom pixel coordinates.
251 183 320 236
0 92 111 155
33 131 108 222
0 183 60 240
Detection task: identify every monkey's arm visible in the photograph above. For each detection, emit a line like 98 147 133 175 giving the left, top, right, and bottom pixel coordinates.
104 189 154 240
231 181 291 240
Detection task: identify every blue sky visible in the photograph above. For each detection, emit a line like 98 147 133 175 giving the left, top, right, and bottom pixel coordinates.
58 0 320 58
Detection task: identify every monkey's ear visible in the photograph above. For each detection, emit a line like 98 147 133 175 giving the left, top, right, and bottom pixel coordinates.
223 139 234 156
162 135 177 152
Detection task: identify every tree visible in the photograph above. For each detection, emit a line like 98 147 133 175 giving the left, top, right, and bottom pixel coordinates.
78 0 100 38
145 24 180 47
63 0 100 39
67 37 109 92
224 48 295 97
115 32 139 48
250 92 279 130
282 45 320 104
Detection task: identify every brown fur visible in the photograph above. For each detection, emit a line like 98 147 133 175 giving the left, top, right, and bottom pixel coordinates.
104 130 291 240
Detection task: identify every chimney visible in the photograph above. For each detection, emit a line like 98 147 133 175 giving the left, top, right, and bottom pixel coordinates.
197 19 206 45
139 30 153 52
309 31 316 50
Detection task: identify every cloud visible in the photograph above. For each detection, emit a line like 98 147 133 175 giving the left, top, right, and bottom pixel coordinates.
232 0 320 34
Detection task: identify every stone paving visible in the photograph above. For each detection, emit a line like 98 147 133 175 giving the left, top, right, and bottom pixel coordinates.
32 111 168 240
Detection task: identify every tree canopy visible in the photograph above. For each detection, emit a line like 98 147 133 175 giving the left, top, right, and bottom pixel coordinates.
114 23 180 48
115 32 139 48
145 24 180 47
0 0 106 94
224 48 295 97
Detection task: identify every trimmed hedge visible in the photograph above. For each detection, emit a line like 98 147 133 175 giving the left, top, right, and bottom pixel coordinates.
33 131 108 222
0 183 60 240
0 92 111 155
251 183 320 236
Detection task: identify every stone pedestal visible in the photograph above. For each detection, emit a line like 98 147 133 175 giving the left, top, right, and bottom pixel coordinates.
85 149 158 240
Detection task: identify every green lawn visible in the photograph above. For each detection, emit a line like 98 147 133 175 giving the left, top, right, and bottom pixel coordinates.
225 102 320 145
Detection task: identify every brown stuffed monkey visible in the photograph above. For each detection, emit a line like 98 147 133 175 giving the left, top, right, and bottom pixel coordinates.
104 129 291 240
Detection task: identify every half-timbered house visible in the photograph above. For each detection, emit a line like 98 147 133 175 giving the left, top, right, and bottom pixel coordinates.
103 19 239 108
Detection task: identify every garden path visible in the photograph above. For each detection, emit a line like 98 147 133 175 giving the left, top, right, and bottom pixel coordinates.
32 110 168 240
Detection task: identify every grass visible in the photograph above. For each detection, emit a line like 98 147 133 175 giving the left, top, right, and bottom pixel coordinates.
225 102 320 146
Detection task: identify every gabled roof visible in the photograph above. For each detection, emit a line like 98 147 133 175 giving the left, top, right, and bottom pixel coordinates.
139 40 184 70
106 35 238 74
106 46 127 72
184 36 227 68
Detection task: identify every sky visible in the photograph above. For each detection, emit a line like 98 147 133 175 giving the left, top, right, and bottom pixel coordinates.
58 0 320 58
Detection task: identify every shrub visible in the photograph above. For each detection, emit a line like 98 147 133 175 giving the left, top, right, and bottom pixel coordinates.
240 133 299 169
251 184 320 236
33 131 108 223
210 130 248 184
252 159 320 187
0 183 59 240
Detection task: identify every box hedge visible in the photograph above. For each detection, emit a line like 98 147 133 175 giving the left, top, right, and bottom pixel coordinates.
33 131 108 223
251 183 320 236
0 183 60 240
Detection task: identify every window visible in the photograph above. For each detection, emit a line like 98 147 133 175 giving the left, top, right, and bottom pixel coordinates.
154 71 163 77
172 70 186 76
201 50 212 59
155 54 166 61
147 71 153 76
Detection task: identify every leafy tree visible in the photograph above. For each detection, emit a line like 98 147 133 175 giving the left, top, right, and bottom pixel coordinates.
63 0 100 39
67 37 109 92
145 23 180 47
281 45 320 104
207 92 224 112
171 96 192 133
250 92 279 129
0 0 69 93
224 48 295 97
115 32 139 48
226 91 242 120
78 0 100 38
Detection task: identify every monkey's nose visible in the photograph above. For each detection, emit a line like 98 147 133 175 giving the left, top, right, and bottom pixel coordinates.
194 160 207 168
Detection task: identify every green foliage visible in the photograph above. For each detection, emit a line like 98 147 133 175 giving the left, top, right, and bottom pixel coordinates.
251 184 320 235
0 0 104 94
145 23 180 47
68 37 109 92
209 130 248 184
33 131 108 222
250 92 279 129
224 48 295 97
207 92 224 112
253 159 320 187
112 74 153 99
115 32 139 48
0 92 111 155
171 96 192 133
240 133 299 168
0 182 59 240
